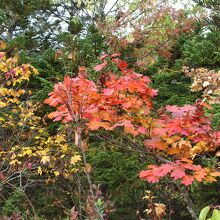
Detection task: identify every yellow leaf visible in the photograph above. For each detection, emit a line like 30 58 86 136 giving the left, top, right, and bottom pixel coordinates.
0 101 7 108
9 159 19 165
0 88 8 96
55 134 65 143
70 155 81 165
41 155 50 164
61 144 68 152
54 171 60 176
38 166 42 176
204 175 217 183
11 153 16 159
71 168 79 173
25 148 32 155
167 148 179 155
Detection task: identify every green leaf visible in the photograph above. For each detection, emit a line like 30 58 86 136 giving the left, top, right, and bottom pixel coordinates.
199 206 211 220
211 209 220 220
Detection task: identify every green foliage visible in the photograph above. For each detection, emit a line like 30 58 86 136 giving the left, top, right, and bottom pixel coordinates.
29 186 71 219
57 25 107 74
1 190 25 216
193 0 220 30
192 181 220 211
183 30 220 67
89 148 147 219
95 199 105 220
200 206 211 220
68 17 83 35
31 76 53 102
205 104 220 129
199 206 220 220
152 70 201 108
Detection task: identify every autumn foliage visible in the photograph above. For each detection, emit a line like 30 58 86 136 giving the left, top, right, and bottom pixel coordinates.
0 45 81 190
45 54 157 135
183 66 220 104
45 54 220 187
1 0 220 218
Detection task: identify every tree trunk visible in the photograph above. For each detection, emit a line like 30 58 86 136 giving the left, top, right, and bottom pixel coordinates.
183 189 198 220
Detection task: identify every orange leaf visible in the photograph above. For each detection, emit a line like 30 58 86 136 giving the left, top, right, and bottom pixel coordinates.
181 175 194 186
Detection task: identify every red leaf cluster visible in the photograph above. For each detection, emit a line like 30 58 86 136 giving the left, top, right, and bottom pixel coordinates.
45 56 157 135
141 103 220 185
139 160 210 186
45 55 220 186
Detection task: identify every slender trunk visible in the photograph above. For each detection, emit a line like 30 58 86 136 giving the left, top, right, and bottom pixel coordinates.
75 127 95 200
183 189 198 220
74 126 104 220
23 191 38 220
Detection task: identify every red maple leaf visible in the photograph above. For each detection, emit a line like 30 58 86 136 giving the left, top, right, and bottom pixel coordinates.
139 169 160 183
112 58 128 71
103 88 114 96
166 105 196 117
181 175 194 186
156 164 174 177
144 137 167 150
170 167 185 180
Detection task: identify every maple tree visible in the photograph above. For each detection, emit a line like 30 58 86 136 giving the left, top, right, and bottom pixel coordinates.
45 54 220 219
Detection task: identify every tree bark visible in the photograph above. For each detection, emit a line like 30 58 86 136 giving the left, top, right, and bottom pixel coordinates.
74 127 104 220
183 189 198 220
